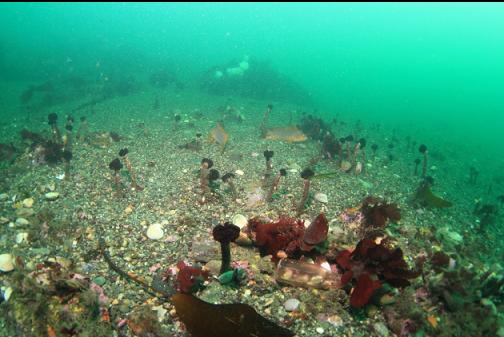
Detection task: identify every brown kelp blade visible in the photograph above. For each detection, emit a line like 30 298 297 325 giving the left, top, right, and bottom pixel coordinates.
172 293 294 337
417 186 453 208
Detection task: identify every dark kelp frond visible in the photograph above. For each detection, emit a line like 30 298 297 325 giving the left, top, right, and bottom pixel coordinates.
415 184 453 208
172 293 294 337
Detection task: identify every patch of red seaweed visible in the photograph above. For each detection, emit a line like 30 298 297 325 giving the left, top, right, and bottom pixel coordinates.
174 261 209 294
336 238 420 307
361 196 401 228
254 217 305 257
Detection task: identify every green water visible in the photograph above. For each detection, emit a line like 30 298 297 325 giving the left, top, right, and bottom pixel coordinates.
2 3 504 163
1 3 503 337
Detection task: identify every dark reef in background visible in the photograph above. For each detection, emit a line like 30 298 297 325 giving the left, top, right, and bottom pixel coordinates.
200 58 313 105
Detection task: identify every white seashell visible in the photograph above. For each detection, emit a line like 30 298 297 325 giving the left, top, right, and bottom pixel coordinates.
44 192 60 201
232 214 248 229
146 223 164 240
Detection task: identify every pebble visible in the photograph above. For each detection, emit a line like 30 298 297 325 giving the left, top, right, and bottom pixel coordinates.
232 214 248 229
15 218 29 226
16 208 34 217
44 192 60 201
373 322 390 337
380 293 396 305
0 193 8 201
316 327 325 334
0 217 9 225
146 223 164 240
235 169 244 176
93 276 107 286
314 193 328 203
1 286 13 301
124 205 134 214
284 298 300 311
152 305 168 322
22 198 34 208
0 253 15 272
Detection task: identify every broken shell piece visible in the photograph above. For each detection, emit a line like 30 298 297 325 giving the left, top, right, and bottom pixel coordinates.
314 193 328 204
340 160 352 172
0 253 15 272
15 232 29 244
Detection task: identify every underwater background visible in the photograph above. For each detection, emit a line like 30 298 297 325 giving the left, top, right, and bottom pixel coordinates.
0 3 503 337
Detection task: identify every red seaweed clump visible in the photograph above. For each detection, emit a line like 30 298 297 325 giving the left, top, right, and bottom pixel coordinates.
300 213 329 251
174 261 209 294
361 196 401 229
336 238 420 307
254 217 305 258
253 213 329 258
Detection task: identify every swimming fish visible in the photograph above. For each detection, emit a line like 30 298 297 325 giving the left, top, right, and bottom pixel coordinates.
264 126 307 142
209 122 229 152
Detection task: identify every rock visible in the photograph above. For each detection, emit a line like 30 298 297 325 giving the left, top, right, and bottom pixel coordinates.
22 198 34 208
15 218 29 226
146 223 164 240
192 238 220 262
437 227 463 245
93 276 107 286
232 214 248 229
44 192 60 201
152 305 168 322
380 293 396 305
15 208 34 217
0 193 8 201
124 204 134 215
235 231 253 246
31 247 50 255
165 234 179 243
15 232 29 244
204 260 222 275
47 256 72 268
0 217 9 225
316 313 344 327
1 286 13 301
0 253 15 272
316 327 325 334
358 178 373 189
235 169 244 176
284 298 300 311
373 322 390 337
314 193 328 203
